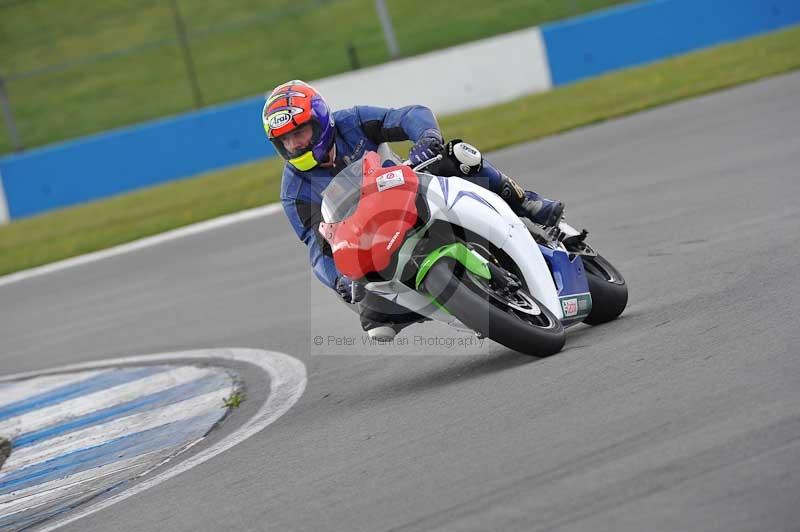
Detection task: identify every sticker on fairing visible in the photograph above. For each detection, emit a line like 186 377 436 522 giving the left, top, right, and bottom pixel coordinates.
560 293 592 320
561 298 579 317
377 170 405 191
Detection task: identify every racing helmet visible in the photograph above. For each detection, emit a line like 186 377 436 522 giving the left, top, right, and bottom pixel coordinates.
263 80 335 171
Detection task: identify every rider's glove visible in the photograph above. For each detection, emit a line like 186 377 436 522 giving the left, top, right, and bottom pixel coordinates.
408 129 444 166
335 276 366 304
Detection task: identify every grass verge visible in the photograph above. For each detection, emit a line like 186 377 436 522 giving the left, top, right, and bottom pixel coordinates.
0 0 629 154
1 25 799 277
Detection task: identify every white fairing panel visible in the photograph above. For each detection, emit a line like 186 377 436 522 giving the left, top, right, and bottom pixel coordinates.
423 173 562 319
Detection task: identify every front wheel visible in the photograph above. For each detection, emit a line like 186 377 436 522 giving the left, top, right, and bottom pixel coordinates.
423 258 565 357
582 254 628 325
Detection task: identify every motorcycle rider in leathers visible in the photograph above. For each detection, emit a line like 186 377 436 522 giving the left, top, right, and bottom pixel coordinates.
265 80 565 341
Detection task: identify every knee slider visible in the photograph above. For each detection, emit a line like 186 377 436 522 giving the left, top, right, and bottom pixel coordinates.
498 173 526 209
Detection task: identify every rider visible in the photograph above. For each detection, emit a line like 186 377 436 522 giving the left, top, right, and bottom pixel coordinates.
265 80 564 340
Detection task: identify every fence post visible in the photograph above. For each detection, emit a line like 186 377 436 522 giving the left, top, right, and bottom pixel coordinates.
374 0 400 59
0 76 24 153
347 43 361 70
168 0 204 109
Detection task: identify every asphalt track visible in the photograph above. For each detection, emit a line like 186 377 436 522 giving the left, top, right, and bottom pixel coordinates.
2 71 799 531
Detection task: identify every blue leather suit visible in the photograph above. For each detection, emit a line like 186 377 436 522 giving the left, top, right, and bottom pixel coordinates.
280 105 511 291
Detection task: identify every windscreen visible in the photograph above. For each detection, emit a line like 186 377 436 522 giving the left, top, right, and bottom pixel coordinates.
321 157 365 223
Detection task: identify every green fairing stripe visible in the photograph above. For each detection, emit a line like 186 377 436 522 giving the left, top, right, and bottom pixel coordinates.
415 243 491 290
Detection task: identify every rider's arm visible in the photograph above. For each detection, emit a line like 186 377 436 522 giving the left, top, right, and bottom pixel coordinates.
281 195 340 290
354 105 441 144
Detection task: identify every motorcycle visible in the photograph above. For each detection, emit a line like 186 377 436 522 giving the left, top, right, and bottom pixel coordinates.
318 143 628 356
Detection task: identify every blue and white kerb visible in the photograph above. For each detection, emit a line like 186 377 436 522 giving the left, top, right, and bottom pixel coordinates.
0 364 237 531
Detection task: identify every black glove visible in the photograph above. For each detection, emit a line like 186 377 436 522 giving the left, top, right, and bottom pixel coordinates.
408 129 444 166
335 276 366 304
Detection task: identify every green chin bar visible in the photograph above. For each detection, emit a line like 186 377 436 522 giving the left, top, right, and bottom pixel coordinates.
415 243 491 291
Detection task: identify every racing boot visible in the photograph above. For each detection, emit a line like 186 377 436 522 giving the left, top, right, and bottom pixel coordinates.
365 324 400 341
498 173 564 228
362 320 420 342
519 191 564 227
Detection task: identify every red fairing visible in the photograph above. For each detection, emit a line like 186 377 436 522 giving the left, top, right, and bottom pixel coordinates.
319 152 419 280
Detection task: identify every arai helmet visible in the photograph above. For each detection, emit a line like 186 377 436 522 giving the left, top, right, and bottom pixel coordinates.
263 80 335 171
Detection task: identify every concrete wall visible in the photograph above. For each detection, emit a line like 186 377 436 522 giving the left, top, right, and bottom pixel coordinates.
1 0 799 222
315 28 551 114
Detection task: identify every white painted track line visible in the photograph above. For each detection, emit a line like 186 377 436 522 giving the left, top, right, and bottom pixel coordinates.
0 203 283 288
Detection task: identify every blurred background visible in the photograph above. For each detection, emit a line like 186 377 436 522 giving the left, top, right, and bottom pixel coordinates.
0 0 631 154
1 0 797 276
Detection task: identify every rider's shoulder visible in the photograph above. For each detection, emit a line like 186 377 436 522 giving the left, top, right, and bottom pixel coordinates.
332 107 363 131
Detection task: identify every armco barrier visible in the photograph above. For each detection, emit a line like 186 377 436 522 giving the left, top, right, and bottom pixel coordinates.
542 0 800 85
1 0 799 222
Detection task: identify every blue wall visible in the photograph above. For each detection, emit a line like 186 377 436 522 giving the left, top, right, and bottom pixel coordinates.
542 0 800 86
0 96 274 219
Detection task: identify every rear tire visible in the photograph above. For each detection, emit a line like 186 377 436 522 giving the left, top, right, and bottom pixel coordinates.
423 258 566 357
582 254 628 325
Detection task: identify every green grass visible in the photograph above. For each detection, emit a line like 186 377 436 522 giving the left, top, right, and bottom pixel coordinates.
1 25 799 277
222 391 245 409
0 0 630 154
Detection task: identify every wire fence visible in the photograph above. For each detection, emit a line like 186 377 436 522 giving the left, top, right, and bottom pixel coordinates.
0 0 621 155
0 0 388 153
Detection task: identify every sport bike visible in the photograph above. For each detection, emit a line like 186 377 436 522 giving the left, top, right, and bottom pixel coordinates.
319 144 627 356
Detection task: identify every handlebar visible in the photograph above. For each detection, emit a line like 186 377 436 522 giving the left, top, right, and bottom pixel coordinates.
403 154 443 172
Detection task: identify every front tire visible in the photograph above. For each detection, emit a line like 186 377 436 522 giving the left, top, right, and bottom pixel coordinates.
582 254 628 325
423 258 566 356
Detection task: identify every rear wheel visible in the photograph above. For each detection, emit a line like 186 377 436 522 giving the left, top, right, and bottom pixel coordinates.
423 258 565 357
582 254 628 325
